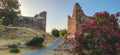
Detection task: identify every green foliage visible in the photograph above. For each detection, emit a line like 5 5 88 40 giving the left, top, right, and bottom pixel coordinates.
64 34 67 39
51 29 60 37
0 0 20 25
10 48 19 53
75 11 120 55
3 18 12 25
26 37 44 47
8 44 18 48
9 44 19 53
60 29 67 38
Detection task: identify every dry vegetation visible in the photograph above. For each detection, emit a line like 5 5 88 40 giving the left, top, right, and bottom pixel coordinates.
0 25 56 55
45 39 73 55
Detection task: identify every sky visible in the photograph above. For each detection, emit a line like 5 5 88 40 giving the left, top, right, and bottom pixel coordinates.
19 0 120 32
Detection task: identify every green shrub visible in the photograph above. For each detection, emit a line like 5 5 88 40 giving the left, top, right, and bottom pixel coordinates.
8 44 19 53
10 48 19 53
64 34 67 39
51 29 60 37
60 29 67 38
8 44 18 48
26 37 44 47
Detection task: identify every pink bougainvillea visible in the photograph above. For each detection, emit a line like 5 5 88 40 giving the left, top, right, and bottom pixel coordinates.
75 11 120 55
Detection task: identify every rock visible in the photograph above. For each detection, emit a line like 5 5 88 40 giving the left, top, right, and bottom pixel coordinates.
19 32 26 35
0 46 8 50
19 45 26 48
54 54 56 55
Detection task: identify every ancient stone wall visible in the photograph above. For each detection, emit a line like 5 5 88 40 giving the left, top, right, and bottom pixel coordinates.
68 3 91 38
68 15 76 37
13 11 47 32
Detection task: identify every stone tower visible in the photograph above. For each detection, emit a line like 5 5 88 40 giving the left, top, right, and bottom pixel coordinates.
35 11 47 32
68 3 90 38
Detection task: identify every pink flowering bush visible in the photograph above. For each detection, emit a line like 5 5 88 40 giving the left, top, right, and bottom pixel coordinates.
75 11 120 55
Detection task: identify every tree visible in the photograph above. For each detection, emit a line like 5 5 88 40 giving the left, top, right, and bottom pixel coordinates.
51 29 60 37
60 29 67 38
0 0 20 25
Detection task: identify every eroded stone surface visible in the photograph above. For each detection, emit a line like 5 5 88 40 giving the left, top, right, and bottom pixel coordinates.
13 11 47 32
68 3 91 38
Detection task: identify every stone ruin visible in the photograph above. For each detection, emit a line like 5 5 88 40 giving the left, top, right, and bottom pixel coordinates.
13 11 47 32
68 3 91 38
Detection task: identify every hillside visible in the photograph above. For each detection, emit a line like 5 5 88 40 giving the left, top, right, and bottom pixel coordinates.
0 25 57 55
0 25 56 47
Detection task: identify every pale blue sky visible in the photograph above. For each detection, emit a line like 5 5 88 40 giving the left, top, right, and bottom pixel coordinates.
19 0 120 32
